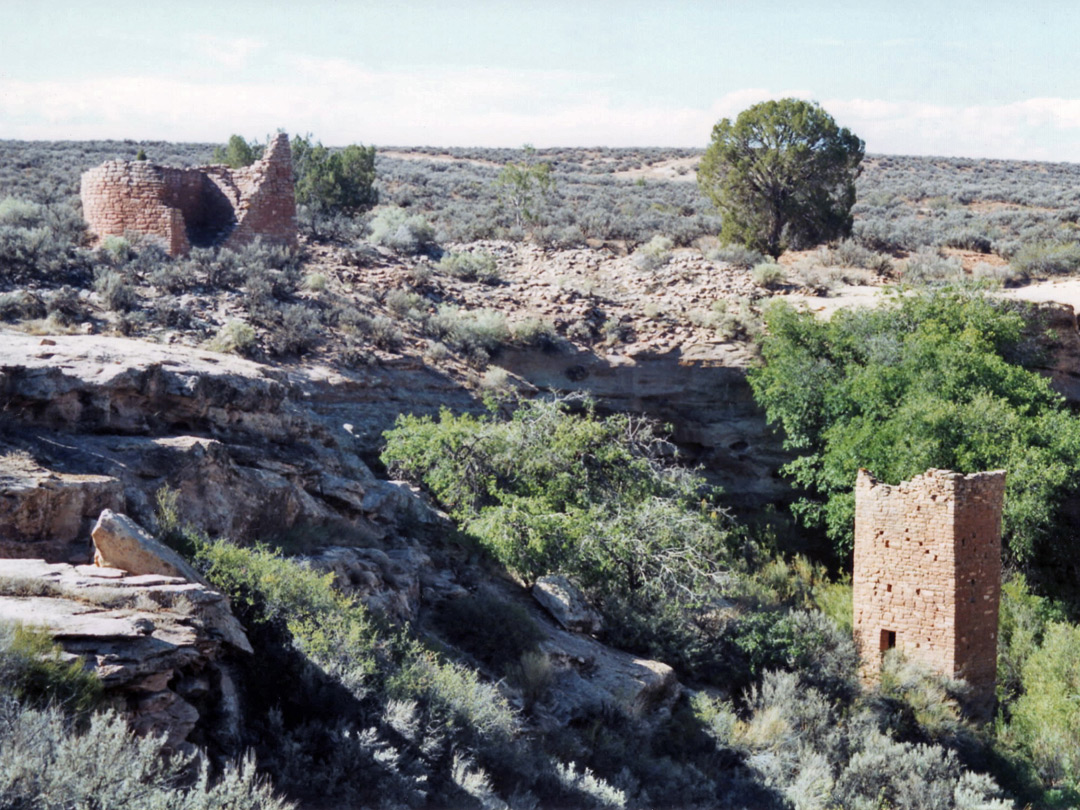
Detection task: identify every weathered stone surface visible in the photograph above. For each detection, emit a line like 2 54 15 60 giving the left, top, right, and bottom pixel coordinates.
853 469 1005 710
0 559 251 750
306 545 466 622
532 575 602 634
0 332 428 549
92 509 205 583
80 133 297 256
0 452 123 562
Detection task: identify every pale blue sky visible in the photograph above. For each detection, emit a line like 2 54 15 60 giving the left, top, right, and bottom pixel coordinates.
3 1 1080 159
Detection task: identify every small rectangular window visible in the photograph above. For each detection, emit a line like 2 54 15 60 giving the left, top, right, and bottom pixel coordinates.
880 629 896 651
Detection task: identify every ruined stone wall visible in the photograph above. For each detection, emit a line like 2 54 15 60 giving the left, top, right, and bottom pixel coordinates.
853 468 1005 705
80 132 297 256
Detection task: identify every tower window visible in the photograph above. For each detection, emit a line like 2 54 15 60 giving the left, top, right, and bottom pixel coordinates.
880 629 896 651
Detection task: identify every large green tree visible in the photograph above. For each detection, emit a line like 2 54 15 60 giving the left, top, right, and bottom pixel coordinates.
698 98 864 257
749 288 1080 566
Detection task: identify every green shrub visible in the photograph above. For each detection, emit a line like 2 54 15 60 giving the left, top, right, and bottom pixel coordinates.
93 268 137 312
901 248 964 284
385 289 426 320
751 261 786 288
437 251 500 283
427 304 510 356
0 700 293 809
368 206 435 254
510 316 559 349
1010 241 1080 279
382 398 731 595
633 235 673 270
997 574 1065 704
432 593 544 671
214 134 262 168
705 243 765 269
0 622 101 713
1006 622 1080 789
208 319 258 355
0 197 42 228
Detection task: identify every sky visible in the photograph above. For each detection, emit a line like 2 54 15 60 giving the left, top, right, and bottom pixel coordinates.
3 0 1080 160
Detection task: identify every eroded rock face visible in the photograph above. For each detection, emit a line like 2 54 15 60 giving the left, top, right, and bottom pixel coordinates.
0 453 123 562
0 333 442 555
305 544 467 623
0 559 251 751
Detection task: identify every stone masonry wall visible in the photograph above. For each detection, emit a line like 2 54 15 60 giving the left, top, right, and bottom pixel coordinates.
853 468 1005 707
80 133 297 256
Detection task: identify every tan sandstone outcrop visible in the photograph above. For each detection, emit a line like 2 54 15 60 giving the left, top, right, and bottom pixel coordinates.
0 332 444 554
80 133 297 256
92 509 205 583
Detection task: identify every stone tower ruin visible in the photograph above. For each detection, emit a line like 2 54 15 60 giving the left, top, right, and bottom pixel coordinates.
853 468 1005 707
80 132 298 257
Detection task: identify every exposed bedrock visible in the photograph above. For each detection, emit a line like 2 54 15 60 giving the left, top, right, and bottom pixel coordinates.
0 333 442 559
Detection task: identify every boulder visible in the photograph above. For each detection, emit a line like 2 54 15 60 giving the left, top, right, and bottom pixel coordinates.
532 574 602 634
91 509 205 584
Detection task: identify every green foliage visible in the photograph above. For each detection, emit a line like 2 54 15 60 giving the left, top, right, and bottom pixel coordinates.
382 398 731 594
367 205 435 254
632 234 673 270
698 98 864 257
997 574 1065 706
214 133 262 168
437 250 500 283
292 135 378 217
207 319 258 355
0 623 101 714
749 287 1080 563
1009 241 1080 279
1005 621 1080 792
495 145 555 228
432 592 544 671
0 701 294 809
751 261 786 288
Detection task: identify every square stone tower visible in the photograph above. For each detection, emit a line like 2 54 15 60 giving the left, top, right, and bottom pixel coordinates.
853 468 1006 706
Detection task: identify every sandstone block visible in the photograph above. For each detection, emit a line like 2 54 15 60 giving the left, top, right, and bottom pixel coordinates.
92 509 204 583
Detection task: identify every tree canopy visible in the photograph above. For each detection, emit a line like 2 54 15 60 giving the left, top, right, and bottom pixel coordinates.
698 98 864 257
291 135 378 216
213 134 262 168
748 288 1080 566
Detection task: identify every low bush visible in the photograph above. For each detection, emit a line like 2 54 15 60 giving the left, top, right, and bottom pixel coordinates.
0 700 293 809
438 250 501 283
368 206 436 254
427 304 510 357
208 319 258 355
633 235 673 270
511 316 559 350
900 248 964 284
706 243 765 269
1009 241 1080 278
266 304 322 357
0 622 101 713
751 262 786 288
93 268 138 312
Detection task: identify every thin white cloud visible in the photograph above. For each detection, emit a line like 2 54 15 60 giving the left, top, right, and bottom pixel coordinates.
2 61 1080 161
